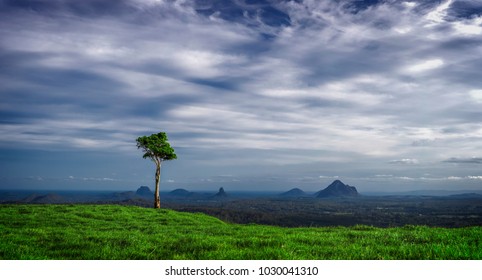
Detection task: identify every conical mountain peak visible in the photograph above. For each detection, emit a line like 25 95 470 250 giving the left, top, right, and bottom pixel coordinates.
316 180 359 198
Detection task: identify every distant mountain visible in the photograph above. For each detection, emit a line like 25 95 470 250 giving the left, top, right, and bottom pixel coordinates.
316 180 359 198
280 188 306 197
168 188 193 197
111 191 135 200
449 193 482 199
136 186 153 197
214 187 228 198
363 190 482 196
22 193 66 204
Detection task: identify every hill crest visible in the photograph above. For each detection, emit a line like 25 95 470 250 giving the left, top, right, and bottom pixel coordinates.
214 187 228 198
136 186 153 197
280 188 306 197
316 180 359 198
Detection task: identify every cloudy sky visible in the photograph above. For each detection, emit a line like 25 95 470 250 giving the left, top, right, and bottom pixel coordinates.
1 0 482 193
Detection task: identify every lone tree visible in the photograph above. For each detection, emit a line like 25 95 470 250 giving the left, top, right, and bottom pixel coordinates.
136 132 177 208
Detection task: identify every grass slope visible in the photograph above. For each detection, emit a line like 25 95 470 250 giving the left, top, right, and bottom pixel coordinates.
0 204 480 260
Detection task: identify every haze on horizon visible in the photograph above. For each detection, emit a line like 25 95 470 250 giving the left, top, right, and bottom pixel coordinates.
1 0 482 193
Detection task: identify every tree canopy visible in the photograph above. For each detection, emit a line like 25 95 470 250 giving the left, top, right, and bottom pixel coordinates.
136 132 177 163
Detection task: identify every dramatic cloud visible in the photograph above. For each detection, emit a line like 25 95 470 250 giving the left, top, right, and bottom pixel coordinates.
1 0 481 191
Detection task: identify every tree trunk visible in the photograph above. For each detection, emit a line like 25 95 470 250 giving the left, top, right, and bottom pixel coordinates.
154 162 161 209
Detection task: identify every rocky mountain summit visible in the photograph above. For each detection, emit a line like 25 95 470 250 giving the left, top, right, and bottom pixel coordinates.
316 180 359 198
214 187 228 198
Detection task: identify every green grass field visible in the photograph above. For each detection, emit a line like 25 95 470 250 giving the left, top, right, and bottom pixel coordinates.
0 204 480 260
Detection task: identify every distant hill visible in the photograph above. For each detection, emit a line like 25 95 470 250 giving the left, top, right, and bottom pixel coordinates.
449 193 482 199
136 186 153 197
280 188 306 197
214 187 228 198
168 188 193 197
363 190 482 196
22 193 66 204
316 180 359 198
111 191 135 200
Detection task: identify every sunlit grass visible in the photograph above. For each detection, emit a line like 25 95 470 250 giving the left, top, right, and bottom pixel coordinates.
0 204 480 260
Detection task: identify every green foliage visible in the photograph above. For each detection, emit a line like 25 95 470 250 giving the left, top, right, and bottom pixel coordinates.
136 132 177 162
0 204 481 260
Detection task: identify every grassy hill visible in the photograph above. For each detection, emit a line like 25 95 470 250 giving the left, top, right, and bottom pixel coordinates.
0 204 480 259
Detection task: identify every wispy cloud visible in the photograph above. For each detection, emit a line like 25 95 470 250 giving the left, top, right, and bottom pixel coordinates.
389 159 420 165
